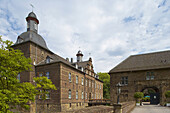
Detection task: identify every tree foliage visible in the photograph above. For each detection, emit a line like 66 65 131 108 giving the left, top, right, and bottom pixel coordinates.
165 91 170 98
98 72 110 99
0 36 56 112
134 92 144 99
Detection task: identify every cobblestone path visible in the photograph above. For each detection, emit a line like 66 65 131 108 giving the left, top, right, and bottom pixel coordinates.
131 105 170 113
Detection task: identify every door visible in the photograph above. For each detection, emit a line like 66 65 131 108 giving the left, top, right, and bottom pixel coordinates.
150 93 160 104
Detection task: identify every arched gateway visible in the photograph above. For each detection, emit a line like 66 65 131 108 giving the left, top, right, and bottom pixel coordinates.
109 51 170 106
140 86 160 104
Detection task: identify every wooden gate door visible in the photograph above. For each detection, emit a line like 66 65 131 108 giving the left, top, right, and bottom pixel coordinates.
150 93 160 104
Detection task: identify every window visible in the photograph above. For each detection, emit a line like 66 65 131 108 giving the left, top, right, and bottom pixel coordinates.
86 92 87 99
100 85 101 89
39 73 42 77
95 93 96 99
81 78 84 85
86 70 88 74
76 91 78 99
68 89 71 99
76 76 78 84
121 76 128 85
92 81 93 88
17 73 20 82
46 72 50 79
146 72 155 80
34 23 38 30
46 57 50 63
82 91 84 99
95 83 96 88
86 79 87 86
69 103 71 108
69 73 71 82
39 90 42 99
146 76 150 80
151 76 155 80
89 71 91 75
46 90 50 99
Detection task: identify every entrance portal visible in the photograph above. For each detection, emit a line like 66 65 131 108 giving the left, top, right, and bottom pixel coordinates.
141 87 160 105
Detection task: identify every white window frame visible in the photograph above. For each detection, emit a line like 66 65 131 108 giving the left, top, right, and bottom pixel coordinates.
46 90 50 99
76 75 78 84
76 91 78 99
69 89 71 99
69 73 71 82
82 91 84 99
81 78 84 85
46 72 50 79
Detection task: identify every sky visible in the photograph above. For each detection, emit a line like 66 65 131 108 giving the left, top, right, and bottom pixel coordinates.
0 0 170 73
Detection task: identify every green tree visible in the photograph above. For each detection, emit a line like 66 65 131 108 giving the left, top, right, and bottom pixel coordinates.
0 37 56 113
98 72 110 99
134 92 144 103
165 91 170 103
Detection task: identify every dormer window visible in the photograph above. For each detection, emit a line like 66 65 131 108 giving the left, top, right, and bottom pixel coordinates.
46 56 50 63
75 64 78 69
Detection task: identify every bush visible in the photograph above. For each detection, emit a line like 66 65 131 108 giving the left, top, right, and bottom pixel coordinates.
165 91 170 98
134 92 144 99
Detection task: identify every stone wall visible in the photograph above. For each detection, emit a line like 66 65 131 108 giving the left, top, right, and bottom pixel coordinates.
110 68 170 105
122 101 135 113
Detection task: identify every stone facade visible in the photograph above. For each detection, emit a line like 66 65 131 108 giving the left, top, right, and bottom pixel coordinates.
109 51 170 105
11 12 103 112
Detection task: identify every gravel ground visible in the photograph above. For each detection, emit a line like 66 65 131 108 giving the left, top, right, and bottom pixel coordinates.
131 105 170 113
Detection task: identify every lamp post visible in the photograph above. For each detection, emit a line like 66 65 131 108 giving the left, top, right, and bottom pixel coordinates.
116 82 122 104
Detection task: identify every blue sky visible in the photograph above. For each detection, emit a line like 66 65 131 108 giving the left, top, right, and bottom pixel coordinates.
0 0 170 72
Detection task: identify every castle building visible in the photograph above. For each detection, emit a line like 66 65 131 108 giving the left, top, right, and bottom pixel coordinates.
12 12 103 113
109 51 170 105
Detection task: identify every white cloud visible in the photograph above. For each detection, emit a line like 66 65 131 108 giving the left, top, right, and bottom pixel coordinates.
0 0 170 72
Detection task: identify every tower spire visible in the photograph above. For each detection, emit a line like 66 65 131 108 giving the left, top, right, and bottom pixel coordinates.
30 4 34 12
76 50 83 62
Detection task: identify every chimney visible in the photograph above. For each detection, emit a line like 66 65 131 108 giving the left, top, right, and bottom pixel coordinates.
66 58 69 62
71 58 73 63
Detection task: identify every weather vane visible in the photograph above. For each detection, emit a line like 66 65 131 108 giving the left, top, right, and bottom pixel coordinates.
30 4 34 12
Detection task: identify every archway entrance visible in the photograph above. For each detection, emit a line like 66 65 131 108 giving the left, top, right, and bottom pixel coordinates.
141 87 160 105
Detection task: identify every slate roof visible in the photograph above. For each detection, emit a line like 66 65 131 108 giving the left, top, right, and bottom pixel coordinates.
28 12 37 18
109 50 170 73
72 61 89 68
36 54 85 74
14 31 49 50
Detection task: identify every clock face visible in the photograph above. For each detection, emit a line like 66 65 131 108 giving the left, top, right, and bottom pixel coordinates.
34 23 38 30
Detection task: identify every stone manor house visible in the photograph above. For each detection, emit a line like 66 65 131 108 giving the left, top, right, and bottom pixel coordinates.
11 12 103 112
109 51 170 105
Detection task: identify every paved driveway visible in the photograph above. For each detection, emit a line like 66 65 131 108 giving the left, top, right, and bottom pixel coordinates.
131 105 170 113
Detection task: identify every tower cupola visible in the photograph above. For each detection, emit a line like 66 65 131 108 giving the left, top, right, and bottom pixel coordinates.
26 12 39 33
76 50 83 62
